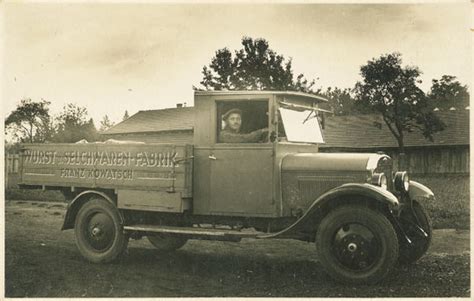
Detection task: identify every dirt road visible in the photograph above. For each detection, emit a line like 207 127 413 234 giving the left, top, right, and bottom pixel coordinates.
4 200 470 297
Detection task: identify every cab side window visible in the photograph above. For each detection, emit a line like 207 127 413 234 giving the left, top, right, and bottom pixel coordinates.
217 100 269 143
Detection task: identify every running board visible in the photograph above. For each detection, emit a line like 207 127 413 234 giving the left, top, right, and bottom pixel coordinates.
123 224 265 241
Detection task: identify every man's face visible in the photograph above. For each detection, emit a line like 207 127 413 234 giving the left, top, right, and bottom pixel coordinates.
226 113 242 131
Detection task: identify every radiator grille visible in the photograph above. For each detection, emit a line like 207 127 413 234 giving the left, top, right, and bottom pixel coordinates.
297 173 365 203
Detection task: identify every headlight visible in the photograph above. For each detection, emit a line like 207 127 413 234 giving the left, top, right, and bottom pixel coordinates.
394 171 410 192
371 173 387 190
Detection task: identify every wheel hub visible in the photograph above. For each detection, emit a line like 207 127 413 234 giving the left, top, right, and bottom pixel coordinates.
333 224 380 271
347 242 357 252
91 226 103 237
85 212 115 251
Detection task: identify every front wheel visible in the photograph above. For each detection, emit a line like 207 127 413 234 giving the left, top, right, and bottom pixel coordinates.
74 197 128 263
316 205 399 284
398 200 432 264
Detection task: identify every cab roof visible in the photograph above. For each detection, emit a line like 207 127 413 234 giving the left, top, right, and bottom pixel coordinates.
194 90 328 102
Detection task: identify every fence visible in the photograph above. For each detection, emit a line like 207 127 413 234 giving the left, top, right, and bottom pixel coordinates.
5 154 20 189
388 147 469 175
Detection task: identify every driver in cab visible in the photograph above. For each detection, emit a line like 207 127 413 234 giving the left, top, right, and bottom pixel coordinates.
219 108 268 143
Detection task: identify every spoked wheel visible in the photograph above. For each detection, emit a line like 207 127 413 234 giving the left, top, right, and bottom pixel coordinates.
398 200 432 264
316 205 399 284
147 234 187 252
75 198 128 263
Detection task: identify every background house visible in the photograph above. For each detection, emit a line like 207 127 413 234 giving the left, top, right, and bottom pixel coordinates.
7 105 469 198
103 106 194 144
101 106 470 228
102 106 469 175
320 110 469 175
6 105 469 227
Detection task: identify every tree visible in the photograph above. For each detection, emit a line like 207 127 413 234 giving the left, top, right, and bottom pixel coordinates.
199 37 319 93
428 75 469 110
99 115 115 132
322 87 357 115
122 110 130 121
5 98 53 143
52 103 98 142
354 53 445 161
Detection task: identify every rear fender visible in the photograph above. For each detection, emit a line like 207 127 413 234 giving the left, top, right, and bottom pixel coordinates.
259 183 399 239
61 190 118 230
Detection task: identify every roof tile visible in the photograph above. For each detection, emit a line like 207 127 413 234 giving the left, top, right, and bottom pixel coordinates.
104 107 194 134
321 110 469 148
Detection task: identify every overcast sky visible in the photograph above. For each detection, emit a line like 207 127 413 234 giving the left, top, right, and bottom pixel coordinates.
2 2 471 125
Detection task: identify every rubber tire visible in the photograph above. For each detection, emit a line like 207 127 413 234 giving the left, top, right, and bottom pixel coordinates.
147 234 187 252
316 205 399 284
74 198 128 263
398 200 432 264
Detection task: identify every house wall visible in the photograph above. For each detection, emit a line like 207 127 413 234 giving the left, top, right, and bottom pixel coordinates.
386 146 469 175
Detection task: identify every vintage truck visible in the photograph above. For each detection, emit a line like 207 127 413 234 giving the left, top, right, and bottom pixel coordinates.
18 90 434 284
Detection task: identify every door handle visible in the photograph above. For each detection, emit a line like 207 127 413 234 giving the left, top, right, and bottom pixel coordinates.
208 155 217 160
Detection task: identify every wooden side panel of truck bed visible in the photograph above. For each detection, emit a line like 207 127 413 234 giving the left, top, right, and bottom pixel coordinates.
19 143 193 197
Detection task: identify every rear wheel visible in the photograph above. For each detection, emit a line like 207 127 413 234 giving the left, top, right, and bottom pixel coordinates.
316 205 399 284
147 234 187 252
74 197 128 263
398 200 432 264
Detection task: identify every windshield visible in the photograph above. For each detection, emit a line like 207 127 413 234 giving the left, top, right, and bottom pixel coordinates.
278 107 325 144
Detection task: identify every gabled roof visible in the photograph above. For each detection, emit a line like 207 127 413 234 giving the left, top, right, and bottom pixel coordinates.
103 107 194 135
321 110 469 149
103 106 469 148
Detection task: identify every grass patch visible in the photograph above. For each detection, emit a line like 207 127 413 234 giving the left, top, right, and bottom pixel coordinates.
411 174 469 230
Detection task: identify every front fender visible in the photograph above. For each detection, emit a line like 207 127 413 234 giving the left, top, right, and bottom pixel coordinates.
259 183 399 239
408 181 434 201
61 190 117 230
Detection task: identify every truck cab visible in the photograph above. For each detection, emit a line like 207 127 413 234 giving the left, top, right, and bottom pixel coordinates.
192 90 326 218
19 90 435 284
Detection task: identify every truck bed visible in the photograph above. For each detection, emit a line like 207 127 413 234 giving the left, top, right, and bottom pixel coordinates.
19 143 193 197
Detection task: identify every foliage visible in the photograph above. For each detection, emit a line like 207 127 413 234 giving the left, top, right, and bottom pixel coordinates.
5 140 22 154
354 53 445 153
321 87 357 115
99 114 115 132
123 110 130 121
5 99 53 143
199 37 319 93
428 75 470 110
52 104 99 143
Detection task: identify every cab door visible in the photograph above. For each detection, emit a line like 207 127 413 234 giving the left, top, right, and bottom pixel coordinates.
208 145 275 217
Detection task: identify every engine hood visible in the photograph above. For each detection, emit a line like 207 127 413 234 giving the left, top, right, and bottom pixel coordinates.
281 153 390 172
